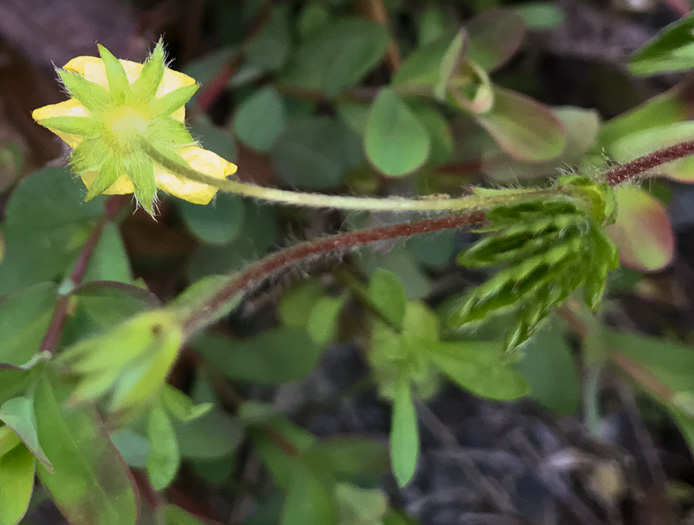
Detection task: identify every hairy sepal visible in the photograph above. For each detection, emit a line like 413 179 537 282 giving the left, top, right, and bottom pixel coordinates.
451 178 619 351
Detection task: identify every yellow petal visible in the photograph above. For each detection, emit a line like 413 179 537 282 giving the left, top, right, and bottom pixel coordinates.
155 146 237 204
63 55 195 122
80 171 135 195
31 98 89 148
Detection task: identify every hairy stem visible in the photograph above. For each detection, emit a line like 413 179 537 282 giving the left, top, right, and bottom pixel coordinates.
173 138 694 335
604 139 694 185
181 212 485 335
141 138 552 213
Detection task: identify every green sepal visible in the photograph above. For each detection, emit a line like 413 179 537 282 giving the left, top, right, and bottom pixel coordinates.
39 116 101 137
58 310 182 421
144 117 195 149
57 69 111 112
84 156 121 202
124 154 156 215
68 137 111 173
131 41 166 101
452 175 620 351
151 84 200 117
98 44 131 103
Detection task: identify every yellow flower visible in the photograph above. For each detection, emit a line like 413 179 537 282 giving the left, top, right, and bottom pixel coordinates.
32 41 237 213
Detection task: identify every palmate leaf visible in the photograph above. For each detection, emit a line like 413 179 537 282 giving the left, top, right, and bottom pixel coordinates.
451 178 619 351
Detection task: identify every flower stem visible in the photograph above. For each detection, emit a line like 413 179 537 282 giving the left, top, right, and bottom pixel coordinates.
604 139 694 185
180 212 485 336
140 138 552 213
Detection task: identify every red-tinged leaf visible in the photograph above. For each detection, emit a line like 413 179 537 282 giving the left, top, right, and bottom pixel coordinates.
607 186 674 272
599 79 694 147
475 87 565 161
466 9 526 72
608 122 694 182
34 372 139 525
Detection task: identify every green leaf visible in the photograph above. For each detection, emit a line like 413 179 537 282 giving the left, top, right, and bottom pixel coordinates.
279 281 326 328
298 4 331 38
174 408 243 460
390 379 419 487
0 396 52 468
243 4 291 71
475 87 565 161
429 341 529 400
514 323 579 414
109 428 150 468
283 17 389 97
365 88 431 177
607 122 694 182
599 86 693 146
394 33 456 90
82 222 133 283
0 444 35 525
466 9 525 72
281 462 336 525
335 483 388 525
447 60 494 113
162 505 211 525
629 13 694 75
408 229 457 269
194 329 324 384
65 283 157 342
161 385 212 422
307 295 345 345
0 168 103 293
606 186 674 272
514 2 564 29
188 114 237 162
0 282 57 366
34 373 138 525
233 87 287 152
303 437 389 480
146 404 180 490
186 201 277 281
410 104 453 164
418 3 454 45
368 269 407 328
178 192 245 245
434 31 466 100
359 245 431 300
271 116 362 189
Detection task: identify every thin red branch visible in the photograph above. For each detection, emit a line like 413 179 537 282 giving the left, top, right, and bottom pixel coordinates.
182 212 485 333
40 196 128 353
604 139 694 186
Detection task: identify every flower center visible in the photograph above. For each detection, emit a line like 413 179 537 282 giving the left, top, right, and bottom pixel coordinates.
106 107 149 151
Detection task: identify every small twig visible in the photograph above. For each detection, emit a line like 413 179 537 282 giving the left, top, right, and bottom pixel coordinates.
181 212 485 335
39 195 128 353
604 139 694 186
359 0 402 71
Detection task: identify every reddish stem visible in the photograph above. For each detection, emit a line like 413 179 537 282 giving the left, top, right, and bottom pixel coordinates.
40 196 128 353
604 139 694 186
182 212 485 333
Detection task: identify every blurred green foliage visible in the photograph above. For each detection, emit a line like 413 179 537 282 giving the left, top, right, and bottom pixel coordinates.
3 2 694 524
